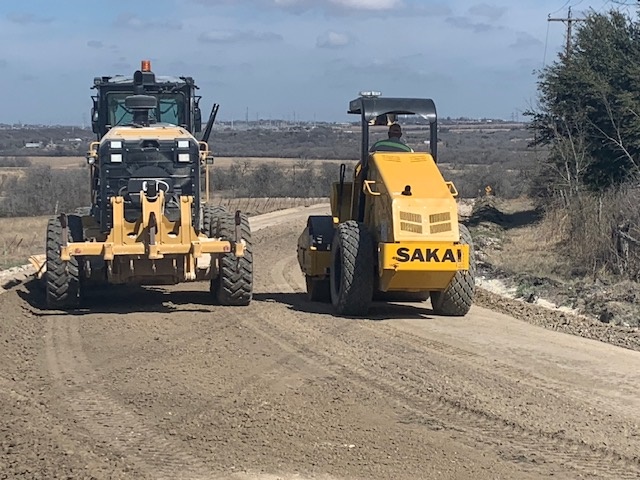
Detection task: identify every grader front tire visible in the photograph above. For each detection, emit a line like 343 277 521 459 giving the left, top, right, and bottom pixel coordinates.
213 211 253 306
45 216 82 309
329 221 373 316
430 224 475 316
202 204 227 236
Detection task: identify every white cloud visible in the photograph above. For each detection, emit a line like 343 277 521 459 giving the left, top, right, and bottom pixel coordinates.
317 31 352 48
198 30 283 44
446 15 503 33
468 3 507 22
274 0 302 6
114 13 181 30
272 0 401 8
328 0 402 10
195 0 406 14
510 31 543 49
6 12 53 25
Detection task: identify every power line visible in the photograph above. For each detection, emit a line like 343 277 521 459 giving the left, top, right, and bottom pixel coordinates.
542 16 551 67
595 0 612 13
548 6 586 58
550 0 573 16
571 0 586 10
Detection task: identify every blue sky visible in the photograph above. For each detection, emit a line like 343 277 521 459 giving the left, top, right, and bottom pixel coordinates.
0 0 620 124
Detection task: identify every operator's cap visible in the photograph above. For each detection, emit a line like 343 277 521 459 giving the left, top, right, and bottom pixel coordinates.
389 123 402 136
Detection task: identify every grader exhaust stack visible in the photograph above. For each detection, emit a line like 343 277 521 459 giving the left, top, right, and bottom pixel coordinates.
297 94 475 316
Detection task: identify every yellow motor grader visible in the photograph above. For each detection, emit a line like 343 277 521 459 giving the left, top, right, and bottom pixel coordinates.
39 61 252 309
297 93 474 316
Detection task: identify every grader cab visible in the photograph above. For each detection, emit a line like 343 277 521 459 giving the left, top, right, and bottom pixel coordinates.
42 61 252 309
297 93 475 316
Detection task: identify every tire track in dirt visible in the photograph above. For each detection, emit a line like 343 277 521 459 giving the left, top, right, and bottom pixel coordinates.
0 375 31 403
44 315 215 480
394 328 639 421
283 254 640 421
253 251 640 479
351 319 640 425
190 235 325 423
9 205 635 479
243 306 640 479
33 208 330 480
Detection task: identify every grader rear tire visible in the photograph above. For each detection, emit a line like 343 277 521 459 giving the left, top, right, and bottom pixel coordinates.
430 224 475 316
329 221 373 316
45 216 82 309
212 211 253 306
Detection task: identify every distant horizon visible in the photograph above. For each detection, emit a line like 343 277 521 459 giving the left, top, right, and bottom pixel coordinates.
0 115 531 129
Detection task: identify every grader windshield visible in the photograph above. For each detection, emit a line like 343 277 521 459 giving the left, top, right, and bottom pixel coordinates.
107 92 187 127
91 60 202 140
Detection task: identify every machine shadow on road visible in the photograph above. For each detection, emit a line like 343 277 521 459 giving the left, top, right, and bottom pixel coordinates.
18 280 214 315
254 292 437 321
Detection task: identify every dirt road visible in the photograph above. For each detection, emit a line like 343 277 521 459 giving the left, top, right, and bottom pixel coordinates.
1 206 639 479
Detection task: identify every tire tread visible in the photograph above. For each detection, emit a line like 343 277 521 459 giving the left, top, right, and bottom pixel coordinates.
430 224 475 316
45 216 81 309
330 221 373 316
213 212 253 306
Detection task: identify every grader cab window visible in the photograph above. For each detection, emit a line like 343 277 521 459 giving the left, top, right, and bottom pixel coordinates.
107 93 186 126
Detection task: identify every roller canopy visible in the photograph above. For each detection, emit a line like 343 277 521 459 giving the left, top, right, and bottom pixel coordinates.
348 97 437 123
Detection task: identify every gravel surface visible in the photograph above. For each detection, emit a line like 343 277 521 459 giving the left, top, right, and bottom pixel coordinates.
0 210 639 479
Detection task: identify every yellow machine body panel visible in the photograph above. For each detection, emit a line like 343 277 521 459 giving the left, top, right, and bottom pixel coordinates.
297 233 332 277
365 152 460 244
296 215 334 278
378 241 469 291
61 193 242 260
298 94 474 316
365 152 466 292
101 124 195 142
59 191 244 284
330 181 353 224
325 151 466 293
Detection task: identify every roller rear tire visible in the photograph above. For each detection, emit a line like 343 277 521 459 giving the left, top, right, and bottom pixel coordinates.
329 221 374 316
430 224 475 316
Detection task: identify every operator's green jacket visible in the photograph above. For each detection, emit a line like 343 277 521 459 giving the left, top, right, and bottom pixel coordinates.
370 136 414 152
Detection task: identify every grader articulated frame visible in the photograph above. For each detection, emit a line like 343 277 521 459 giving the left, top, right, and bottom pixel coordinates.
39 61 253 309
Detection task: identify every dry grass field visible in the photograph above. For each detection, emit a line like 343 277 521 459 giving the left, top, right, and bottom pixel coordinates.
26 156 86 169
1 156 350 170
0 216 48 270
0 197 325 270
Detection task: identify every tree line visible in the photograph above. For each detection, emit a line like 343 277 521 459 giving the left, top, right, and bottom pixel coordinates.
527 7 640 278
0 163 346 217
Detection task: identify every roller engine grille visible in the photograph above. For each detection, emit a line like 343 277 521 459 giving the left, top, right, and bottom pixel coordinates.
398 210 453 235
400 211 423 234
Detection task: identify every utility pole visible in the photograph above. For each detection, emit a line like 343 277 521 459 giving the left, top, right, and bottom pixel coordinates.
548 7 585 58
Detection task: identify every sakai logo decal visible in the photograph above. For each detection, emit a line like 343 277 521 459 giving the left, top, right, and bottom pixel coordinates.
394 247 462 263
